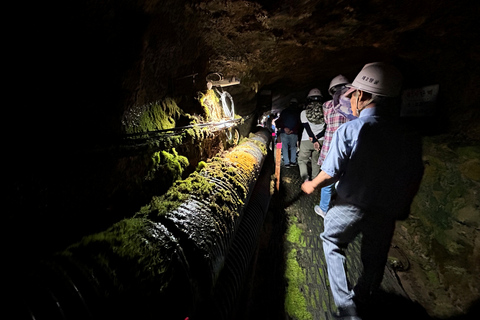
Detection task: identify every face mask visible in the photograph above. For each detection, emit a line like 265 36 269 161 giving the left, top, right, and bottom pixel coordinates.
337 95 357 120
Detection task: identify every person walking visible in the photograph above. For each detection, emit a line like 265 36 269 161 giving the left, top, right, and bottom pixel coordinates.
276 98 301 168
301 62 424 320
314 75 353 217
298 88 325 182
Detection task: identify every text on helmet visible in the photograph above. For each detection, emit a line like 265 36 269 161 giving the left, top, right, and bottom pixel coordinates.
361 76 380 85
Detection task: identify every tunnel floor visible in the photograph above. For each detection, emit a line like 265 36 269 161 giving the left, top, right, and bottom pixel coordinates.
235 158 432 320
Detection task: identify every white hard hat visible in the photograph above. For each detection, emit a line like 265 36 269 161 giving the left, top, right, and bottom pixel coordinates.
307 88 323 98
346 62 403 97
328 75 349 96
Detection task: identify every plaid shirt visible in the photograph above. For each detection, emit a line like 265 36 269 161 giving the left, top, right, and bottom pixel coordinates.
318 100 349 166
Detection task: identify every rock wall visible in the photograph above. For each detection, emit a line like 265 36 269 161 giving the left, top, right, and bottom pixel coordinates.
394 135 480 318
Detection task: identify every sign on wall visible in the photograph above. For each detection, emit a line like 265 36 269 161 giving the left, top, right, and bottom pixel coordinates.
401 84 439 117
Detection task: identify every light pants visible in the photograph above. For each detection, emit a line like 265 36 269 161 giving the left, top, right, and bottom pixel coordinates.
298 139 320 181
320 198 396 309
280 133 298 165
320 182 334 212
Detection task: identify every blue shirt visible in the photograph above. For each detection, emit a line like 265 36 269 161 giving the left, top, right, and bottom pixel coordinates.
321 107 424 218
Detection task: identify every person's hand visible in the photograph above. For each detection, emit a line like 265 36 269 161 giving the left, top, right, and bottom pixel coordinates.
301 180 316 194
313 141 320 151
284 128 292 134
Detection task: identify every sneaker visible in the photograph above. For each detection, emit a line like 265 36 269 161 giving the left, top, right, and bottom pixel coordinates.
284 163 291 168
334 306 361 320
314 205 326 218
290 162 297 166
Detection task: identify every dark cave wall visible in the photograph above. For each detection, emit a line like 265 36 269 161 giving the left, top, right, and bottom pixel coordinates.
395 136 480 317
79 0 210 135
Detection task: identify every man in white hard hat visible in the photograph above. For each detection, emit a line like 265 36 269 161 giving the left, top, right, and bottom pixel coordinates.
302 62 424 320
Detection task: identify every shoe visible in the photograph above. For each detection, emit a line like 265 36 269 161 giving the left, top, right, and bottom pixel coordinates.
334 314 361 320
284 163 290 168
290 162 297 166
334 306 361 320
314 205 326 218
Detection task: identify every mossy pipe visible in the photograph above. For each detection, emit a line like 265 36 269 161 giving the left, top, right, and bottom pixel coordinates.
143 128 271 303
22 129 271 319
202 149 275 319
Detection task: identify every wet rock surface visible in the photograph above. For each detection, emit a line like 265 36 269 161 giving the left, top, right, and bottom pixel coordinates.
393 135 480 318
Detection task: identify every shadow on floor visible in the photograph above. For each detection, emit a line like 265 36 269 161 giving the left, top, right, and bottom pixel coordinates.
233 172 288 320
353 285 479 320
356 290 431 320
444 299 480 320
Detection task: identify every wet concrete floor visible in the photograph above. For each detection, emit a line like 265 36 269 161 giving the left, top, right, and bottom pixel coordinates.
236 161 432 320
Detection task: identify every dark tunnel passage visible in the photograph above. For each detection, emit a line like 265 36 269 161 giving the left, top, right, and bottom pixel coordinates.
4 0 480 319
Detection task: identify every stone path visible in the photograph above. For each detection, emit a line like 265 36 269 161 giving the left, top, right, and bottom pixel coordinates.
279 164 412 320
237 157 430 320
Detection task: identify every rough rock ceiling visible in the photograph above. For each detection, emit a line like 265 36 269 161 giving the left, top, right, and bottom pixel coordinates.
198 0 424 87
12 0 480 145
118 0 477 139
191 0 479 116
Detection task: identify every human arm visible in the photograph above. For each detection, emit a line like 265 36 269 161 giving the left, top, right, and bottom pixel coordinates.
301 171 338 194
302 122 354 194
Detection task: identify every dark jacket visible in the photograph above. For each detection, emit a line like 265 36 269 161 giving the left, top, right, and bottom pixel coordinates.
276 105 301 134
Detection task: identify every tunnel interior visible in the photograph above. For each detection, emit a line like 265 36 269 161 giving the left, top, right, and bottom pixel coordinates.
5 0 480 319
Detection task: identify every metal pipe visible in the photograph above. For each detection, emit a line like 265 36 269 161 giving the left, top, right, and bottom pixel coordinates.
200 149 274 319
19 128 271 320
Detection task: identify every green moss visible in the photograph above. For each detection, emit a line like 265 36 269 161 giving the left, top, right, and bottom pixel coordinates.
183 126 208 145
136 137 265 220
199 89 222 121
123 97 183 134
456 145 480 160
318 267 324 279
196 161 207 172
285 249 313 320
146 148 189 183
322 299 328 311
238 133 268 156
287 224 306 247
311 289 319 309
286 215 306 247
136 171 213 219
250 137 268 155
63 218 175 292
